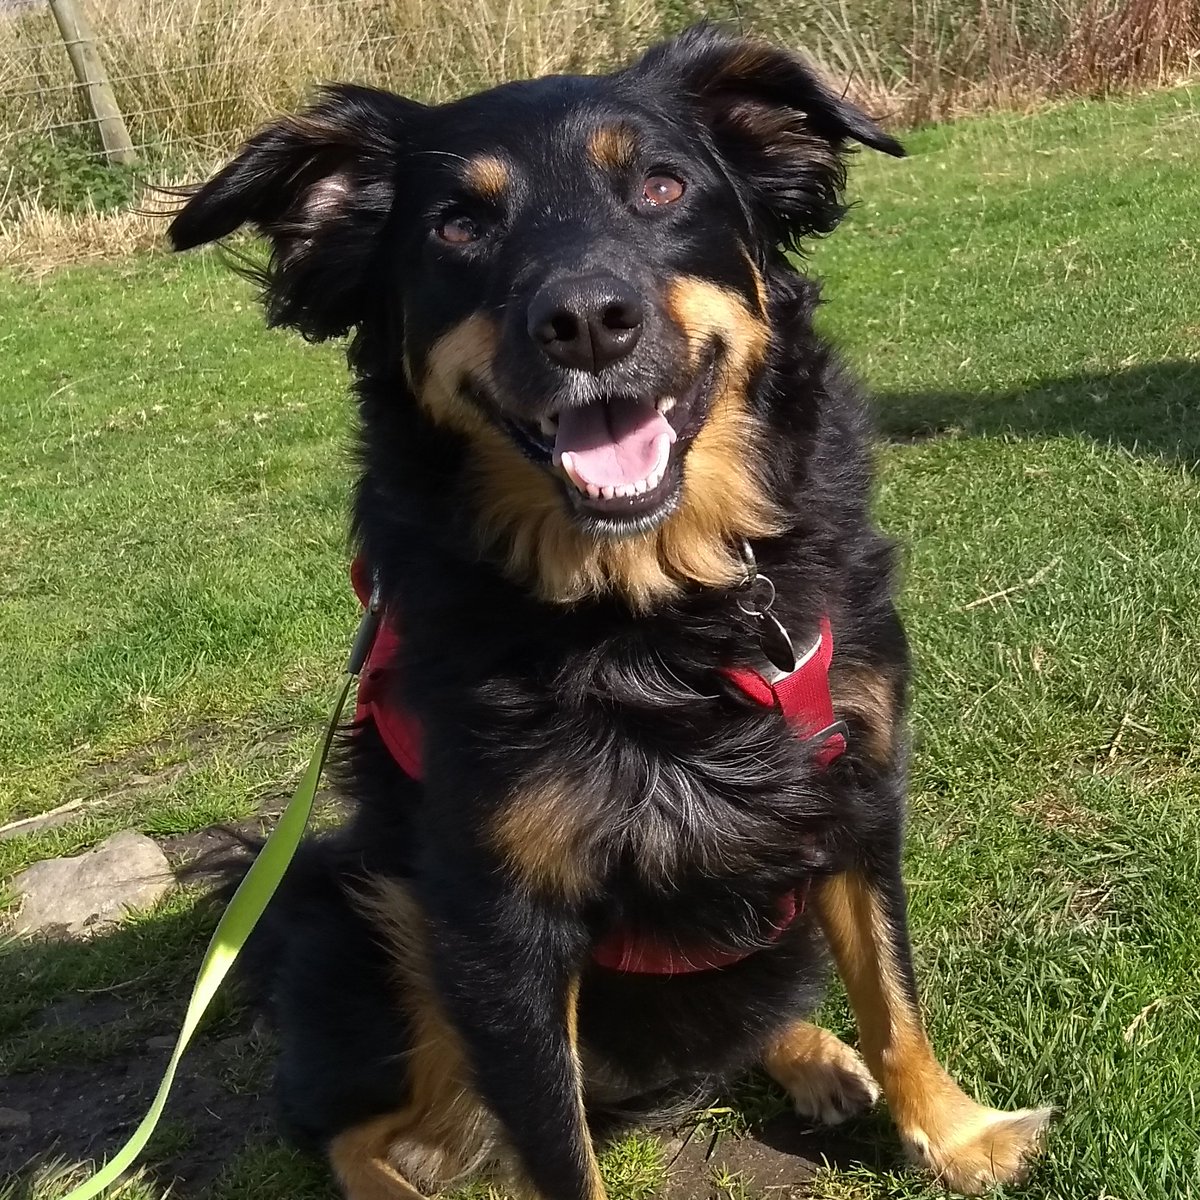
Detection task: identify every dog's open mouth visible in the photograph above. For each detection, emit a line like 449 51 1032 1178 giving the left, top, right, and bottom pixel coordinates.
494 355 716 525
553 394 678 508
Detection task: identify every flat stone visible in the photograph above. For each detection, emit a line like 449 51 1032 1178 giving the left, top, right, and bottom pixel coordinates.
0 1108 31 1131
11 830 174 937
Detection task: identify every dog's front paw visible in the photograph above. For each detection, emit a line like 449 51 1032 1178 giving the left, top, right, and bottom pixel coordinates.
904 1101 1053 1194
766 1025 882 1126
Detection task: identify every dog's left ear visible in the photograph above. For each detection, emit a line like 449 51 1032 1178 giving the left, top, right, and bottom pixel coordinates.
630 24 904 244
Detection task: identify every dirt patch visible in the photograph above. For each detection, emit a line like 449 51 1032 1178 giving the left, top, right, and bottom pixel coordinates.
0 1021 272 1193
3 1004 889 1197
661 1115 891 1198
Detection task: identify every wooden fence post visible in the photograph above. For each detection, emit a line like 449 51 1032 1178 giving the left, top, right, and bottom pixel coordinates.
47 0 135 165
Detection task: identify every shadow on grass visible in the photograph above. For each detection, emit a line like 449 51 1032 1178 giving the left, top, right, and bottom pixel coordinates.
2 903 897 1199
0 900 292 1199
878 361 1200 463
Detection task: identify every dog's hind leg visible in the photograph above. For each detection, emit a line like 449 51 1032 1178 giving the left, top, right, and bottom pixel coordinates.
817 871 1052 1194
761 1020 881 1126
328 1116 429 1200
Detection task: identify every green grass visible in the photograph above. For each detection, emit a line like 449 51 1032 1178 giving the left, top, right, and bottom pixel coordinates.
2 83 1200 1199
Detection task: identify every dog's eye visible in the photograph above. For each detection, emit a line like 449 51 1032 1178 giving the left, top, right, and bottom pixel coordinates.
641 174 685 207
436 214 482 245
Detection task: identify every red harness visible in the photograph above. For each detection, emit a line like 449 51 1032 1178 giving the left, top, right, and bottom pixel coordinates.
350 558 845 975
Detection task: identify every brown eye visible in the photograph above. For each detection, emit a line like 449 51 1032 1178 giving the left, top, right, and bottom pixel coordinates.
437 214 481 244
641 174 685 206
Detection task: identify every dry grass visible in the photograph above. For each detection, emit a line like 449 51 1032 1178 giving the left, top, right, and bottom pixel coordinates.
781 0 1200 125
0 177 186 278
0 0 659 158
3 0 1198 154
0 0 1198 270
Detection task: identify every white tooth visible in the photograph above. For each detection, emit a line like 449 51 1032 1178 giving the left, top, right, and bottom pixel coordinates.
601 486 615 500
614 484 630 498
656 397 676 415
586 483 601 498
646 471 661 491
633 479 647 495
540 415 557 436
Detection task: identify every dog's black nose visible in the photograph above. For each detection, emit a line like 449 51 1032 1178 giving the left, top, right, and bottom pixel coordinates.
527 274 643 372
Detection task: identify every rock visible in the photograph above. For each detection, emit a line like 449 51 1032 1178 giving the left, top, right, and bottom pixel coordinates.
0 1107 31 1131
11 830 174 937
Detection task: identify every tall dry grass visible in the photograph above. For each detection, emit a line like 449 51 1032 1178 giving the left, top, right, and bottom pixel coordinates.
0 0 661 159
2 0 1198 159
0 0 1197 265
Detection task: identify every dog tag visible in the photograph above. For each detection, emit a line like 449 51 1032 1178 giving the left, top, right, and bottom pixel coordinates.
756 609 797 674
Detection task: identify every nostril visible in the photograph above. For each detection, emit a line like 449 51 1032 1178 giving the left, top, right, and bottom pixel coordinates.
550 313 580 343
602 302 642 332
532 310 581 347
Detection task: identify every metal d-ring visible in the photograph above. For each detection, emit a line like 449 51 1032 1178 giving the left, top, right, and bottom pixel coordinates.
737 574 777 618
737 539 777 615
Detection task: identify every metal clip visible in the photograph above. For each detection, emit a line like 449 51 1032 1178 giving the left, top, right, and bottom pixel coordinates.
735 540 796 674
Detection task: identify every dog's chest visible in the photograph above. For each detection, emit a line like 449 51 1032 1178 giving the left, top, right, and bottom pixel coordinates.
530 663 833 886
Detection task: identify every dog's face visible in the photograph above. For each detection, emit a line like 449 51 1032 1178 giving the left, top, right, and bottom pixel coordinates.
401 81 771 537
171 26 901 596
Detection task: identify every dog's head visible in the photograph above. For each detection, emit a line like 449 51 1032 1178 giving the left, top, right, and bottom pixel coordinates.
171 25 902 606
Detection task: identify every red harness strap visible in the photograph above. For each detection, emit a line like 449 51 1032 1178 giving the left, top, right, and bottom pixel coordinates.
349 558 845 975
720 616 847 768
351 558 424 779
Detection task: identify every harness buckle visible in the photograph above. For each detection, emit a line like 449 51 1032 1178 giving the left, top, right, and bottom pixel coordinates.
804 719 849 752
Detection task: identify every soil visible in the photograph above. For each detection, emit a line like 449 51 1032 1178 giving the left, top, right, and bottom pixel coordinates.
3 803 885 1197
2 1038 878 1198
661 1114 891 1199
1 1013 273 1194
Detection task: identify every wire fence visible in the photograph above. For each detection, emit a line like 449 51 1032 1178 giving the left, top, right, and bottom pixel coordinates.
2 0 1199 224
0 0 671 219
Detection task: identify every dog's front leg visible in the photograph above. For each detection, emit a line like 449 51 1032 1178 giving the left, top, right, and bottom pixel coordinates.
416 829 606 1200
817 867 1051 1193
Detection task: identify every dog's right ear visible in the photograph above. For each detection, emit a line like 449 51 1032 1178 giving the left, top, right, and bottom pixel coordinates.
169 85 422 340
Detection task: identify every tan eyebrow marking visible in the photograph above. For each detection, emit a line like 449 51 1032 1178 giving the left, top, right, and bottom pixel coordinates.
462 154 509 199
587 124 639 171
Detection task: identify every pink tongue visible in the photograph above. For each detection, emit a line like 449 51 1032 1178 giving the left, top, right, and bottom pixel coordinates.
553 396 674 488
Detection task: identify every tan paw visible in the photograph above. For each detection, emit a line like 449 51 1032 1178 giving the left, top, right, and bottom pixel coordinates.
905 1102 1053 1194
771 1031 882 1126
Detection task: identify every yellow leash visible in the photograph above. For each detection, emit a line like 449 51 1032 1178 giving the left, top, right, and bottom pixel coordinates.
62 594 379 1200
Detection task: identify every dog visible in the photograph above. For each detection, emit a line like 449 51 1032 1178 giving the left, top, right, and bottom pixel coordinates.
168 24 1050 1199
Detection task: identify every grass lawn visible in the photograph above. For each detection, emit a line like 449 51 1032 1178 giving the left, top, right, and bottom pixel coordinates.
2 83 1199 1200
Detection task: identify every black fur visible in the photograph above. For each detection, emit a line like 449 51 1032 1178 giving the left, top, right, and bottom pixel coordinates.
171 24 915 1200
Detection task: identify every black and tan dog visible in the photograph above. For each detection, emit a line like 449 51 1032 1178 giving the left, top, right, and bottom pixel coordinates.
169 24 1050 1199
